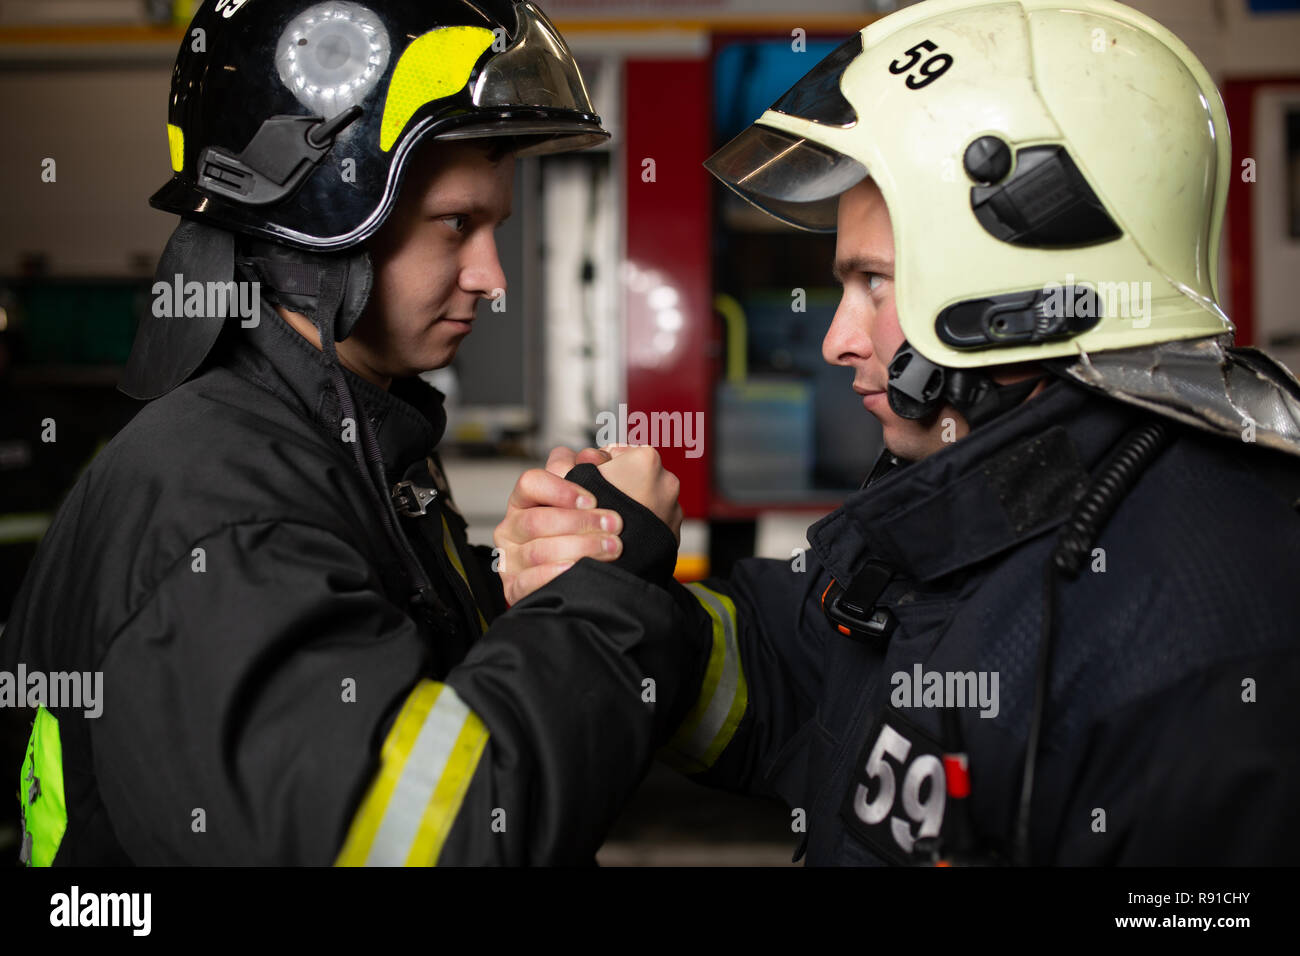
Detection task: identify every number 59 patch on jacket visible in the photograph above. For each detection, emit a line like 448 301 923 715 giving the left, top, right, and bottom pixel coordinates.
841 707 948 864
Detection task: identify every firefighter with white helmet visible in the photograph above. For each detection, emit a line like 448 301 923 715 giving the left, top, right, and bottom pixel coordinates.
509 0 1300 864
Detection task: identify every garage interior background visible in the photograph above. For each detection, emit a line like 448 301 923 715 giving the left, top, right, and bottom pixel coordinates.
1 0 1298 865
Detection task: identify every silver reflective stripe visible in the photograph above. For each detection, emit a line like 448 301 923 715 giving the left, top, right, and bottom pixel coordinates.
679 583 743 762
366 685 474 865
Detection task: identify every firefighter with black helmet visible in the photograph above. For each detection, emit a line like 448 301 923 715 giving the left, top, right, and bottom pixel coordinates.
5 0 703 865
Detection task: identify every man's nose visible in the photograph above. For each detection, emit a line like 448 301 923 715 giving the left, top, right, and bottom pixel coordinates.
822 298 872 368
462 233 508 303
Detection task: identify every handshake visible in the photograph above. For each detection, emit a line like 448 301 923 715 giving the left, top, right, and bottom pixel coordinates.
493 445 684 606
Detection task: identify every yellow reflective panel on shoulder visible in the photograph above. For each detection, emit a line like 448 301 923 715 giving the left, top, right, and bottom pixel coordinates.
167 123 184 172
335 680 489 866
380 26 495 152
19 705 67 867
659 583 749 775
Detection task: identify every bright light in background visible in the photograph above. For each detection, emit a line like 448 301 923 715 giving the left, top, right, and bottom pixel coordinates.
656 309 683 332
648 285 678 311
623 261 653 295
623 263 685 366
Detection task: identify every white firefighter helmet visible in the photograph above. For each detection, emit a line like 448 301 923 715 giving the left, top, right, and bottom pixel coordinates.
705 0 1232 375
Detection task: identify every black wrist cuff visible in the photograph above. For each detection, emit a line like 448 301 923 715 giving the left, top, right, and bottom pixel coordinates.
564 462 679 583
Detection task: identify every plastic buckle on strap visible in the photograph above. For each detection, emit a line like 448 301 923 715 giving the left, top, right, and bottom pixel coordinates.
821 560 898 644
391 480 438 518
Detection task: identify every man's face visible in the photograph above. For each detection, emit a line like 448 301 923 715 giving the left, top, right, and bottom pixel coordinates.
825 177 970 461
340 141 514 381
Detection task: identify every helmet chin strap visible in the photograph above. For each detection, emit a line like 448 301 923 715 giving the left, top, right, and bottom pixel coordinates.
887 341 1047 431
237 237 374 342
236 235 437 611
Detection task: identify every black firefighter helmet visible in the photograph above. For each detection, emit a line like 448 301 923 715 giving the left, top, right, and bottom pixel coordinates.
123 0 608 399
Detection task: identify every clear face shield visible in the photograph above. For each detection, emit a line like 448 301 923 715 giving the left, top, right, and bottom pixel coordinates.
705 126 869 232
436 1 609 155
704 32 869 231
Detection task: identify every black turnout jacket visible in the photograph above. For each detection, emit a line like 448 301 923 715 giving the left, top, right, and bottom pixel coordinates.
3 306 705 865
661 376 1300 865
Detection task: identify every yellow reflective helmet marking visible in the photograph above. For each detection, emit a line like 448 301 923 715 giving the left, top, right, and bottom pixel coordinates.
167 123 184 173
380 26 496 153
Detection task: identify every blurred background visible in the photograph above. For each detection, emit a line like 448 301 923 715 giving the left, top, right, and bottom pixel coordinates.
1 0 1299 865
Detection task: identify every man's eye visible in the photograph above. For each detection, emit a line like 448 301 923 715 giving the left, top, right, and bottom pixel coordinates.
439 215 468 233
867 273 886 292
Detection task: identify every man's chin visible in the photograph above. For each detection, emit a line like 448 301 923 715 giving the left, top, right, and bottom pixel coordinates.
880 424 934 463
411 346 459 377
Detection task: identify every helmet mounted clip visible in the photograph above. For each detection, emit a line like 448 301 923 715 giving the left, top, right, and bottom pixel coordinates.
198 105 363 207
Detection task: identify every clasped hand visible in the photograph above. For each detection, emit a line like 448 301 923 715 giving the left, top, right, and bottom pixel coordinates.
493 445 683 605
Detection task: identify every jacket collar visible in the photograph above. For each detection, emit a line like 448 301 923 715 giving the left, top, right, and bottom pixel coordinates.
224 298 447 480
808 377 1141 585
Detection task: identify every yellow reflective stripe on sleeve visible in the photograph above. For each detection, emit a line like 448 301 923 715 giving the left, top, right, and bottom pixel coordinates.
659 583 748 775
441 513 489 634
335 680 438 866
335 680 489 867
407 710 489 865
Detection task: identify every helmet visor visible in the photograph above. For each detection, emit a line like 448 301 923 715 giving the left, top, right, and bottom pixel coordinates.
458 1 608 155
704 123 869 232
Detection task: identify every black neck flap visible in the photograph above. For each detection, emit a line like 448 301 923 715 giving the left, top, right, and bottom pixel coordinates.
120 220 236 401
